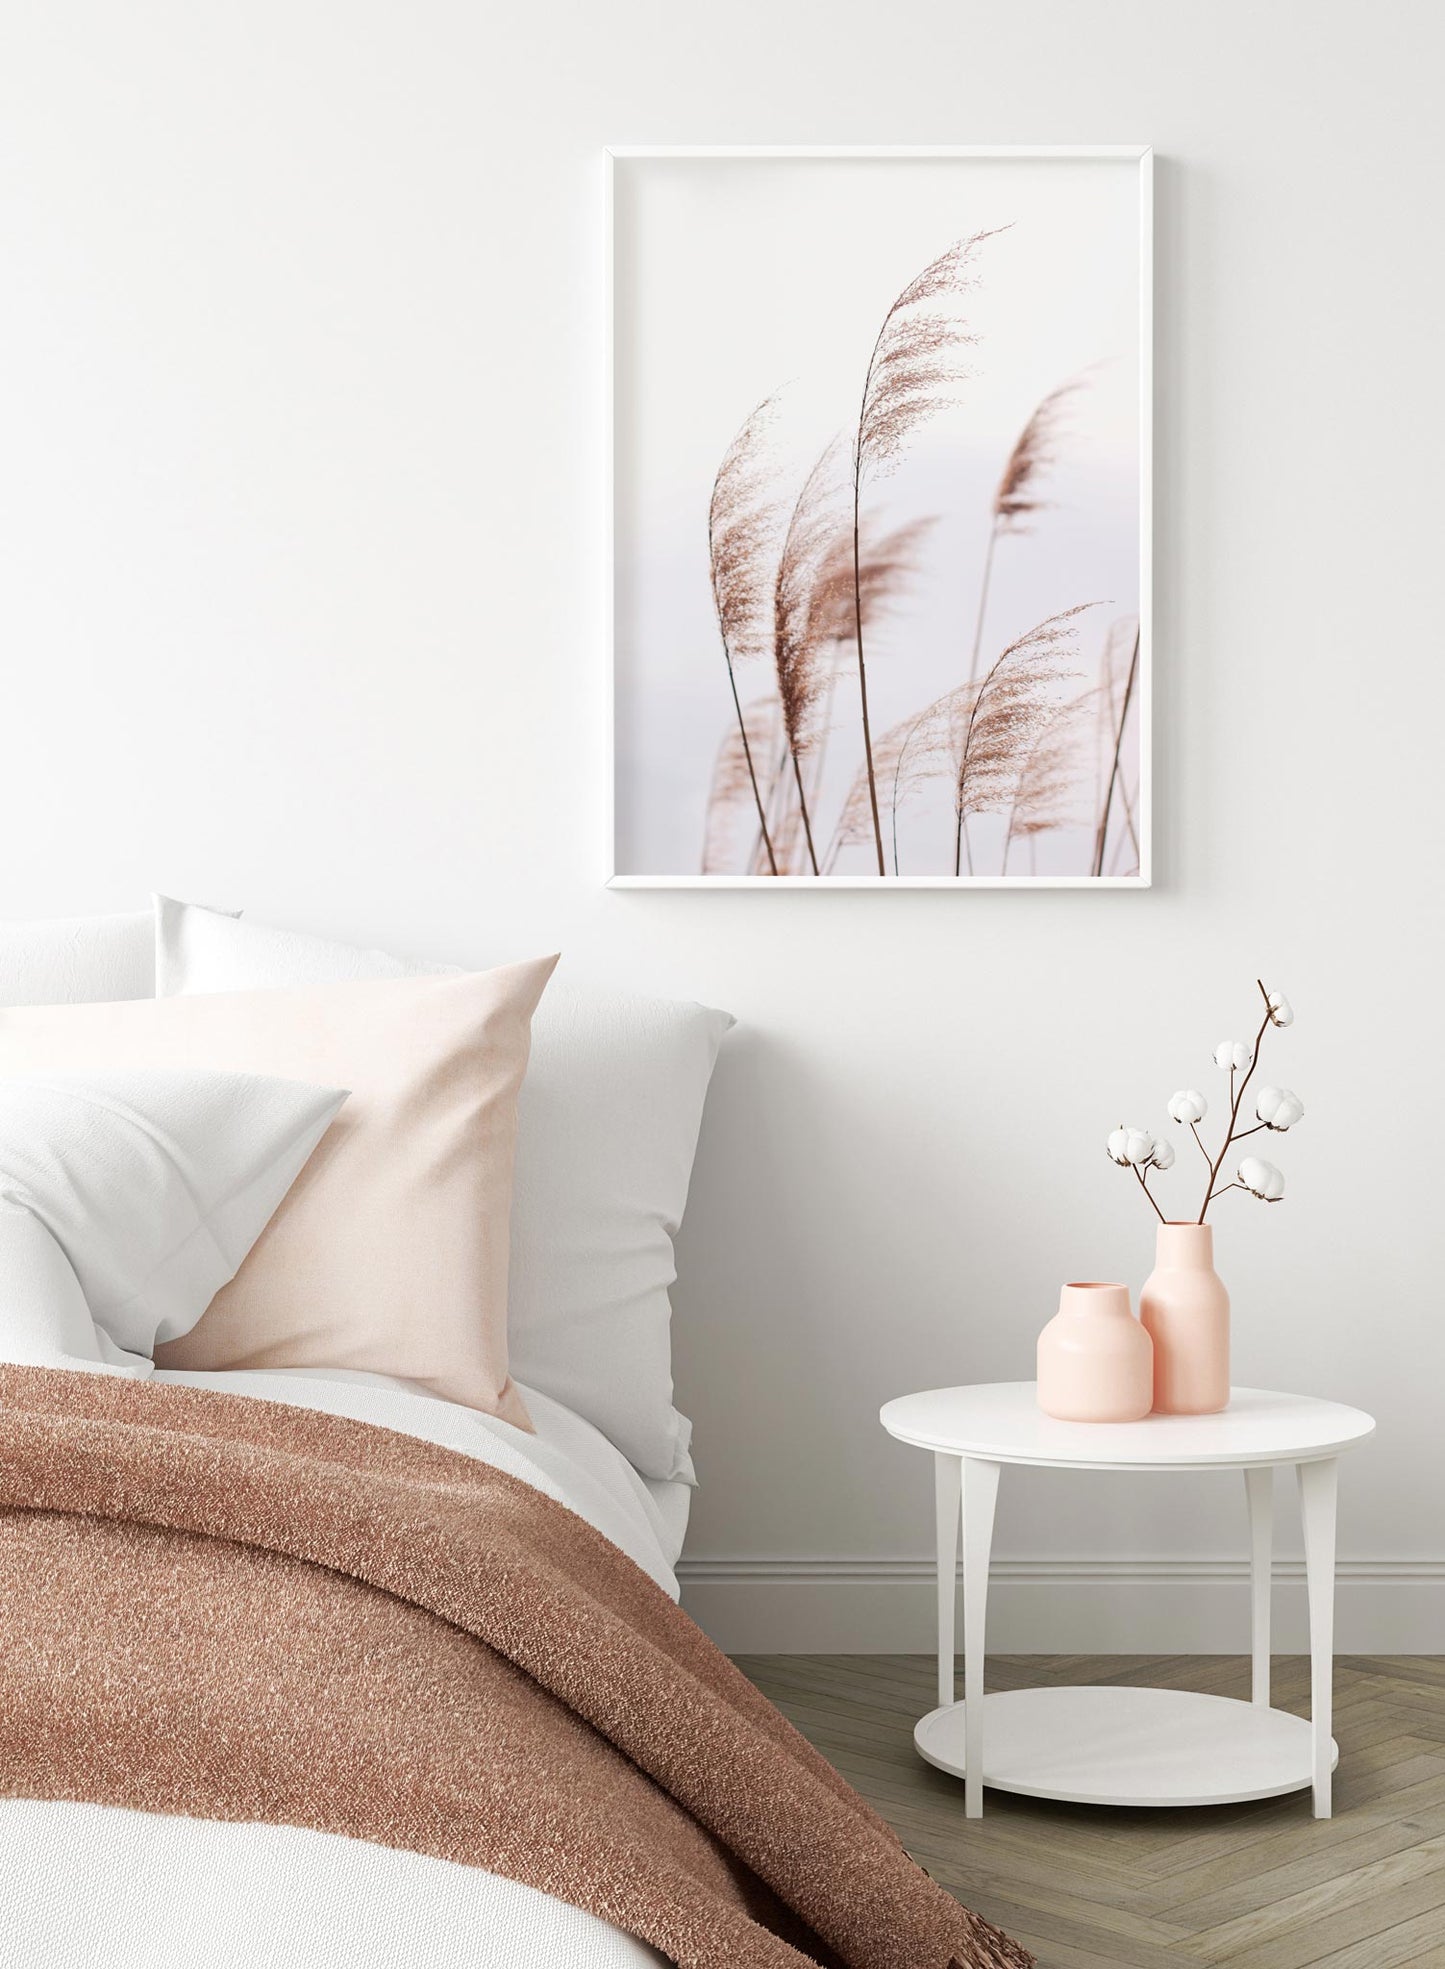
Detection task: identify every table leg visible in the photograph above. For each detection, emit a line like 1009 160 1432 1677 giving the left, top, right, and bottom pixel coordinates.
961 1456 1000 1819
1298 1457 1339 1819
1244 1465 1274 1707
933 1452 961 1709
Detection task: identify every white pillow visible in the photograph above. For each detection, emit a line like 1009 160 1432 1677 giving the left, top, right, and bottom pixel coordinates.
0 1069 346 1372
0 911 155 1007
154 897 732 1481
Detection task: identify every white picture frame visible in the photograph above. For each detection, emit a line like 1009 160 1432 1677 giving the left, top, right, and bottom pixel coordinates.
606 145 1153 889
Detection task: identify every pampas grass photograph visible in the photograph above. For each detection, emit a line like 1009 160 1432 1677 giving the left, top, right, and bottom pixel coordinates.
609 147 1151 885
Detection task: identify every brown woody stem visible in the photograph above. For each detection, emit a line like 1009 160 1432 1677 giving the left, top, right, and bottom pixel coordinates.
1199 981 1274 1223
1134 1164 1167 1224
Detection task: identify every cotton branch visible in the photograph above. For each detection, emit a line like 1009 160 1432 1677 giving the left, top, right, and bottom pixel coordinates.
1198 980 1274 1224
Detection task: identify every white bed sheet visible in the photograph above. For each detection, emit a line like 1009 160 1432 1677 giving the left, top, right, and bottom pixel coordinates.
2 1365 687 1968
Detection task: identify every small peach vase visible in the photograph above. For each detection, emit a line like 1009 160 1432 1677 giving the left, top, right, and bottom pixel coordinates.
1036 1282 1154 1422
1139 1223 1230 1414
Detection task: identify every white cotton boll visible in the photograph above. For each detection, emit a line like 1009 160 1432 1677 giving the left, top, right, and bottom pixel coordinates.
1214 1041 1251 1072
1265 989 1295 1028
1168 1089 1207 1125
1238 1156 1285 1201
1255 1086 1304 1131
1108 1126 1157 1168
1150 1138 1176 1171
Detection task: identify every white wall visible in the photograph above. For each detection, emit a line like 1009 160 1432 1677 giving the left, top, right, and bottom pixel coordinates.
2 1 1441 1650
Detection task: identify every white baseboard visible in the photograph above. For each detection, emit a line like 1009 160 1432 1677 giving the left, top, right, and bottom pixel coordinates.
677 1555 1445 1655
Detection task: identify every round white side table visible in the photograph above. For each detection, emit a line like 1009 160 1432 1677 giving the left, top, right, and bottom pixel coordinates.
879 1384 1374 1821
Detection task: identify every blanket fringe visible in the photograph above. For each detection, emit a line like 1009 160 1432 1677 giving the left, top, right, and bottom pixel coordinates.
950 1907 1037 1968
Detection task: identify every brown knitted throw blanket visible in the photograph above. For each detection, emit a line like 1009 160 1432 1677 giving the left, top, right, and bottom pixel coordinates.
0 1366 1030 1969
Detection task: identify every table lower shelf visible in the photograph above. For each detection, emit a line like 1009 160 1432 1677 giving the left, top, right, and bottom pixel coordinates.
915 1686 1337 1808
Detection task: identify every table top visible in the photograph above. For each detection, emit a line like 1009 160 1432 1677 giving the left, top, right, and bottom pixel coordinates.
879 1384 1375 1470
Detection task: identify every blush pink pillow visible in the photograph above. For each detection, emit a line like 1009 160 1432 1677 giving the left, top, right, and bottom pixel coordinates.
0 961 556 1428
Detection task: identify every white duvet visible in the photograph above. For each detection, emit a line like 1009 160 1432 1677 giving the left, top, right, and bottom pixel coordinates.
2 1367 685 1968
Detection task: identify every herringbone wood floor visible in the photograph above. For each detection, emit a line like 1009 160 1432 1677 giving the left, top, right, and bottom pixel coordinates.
734 1655 1445 1969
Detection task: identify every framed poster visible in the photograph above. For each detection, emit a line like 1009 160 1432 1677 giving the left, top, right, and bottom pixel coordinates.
607 146 1151 887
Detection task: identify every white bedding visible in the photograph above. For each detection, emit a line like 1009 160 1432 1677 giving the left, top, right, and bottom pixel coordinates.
2 1366 686 1968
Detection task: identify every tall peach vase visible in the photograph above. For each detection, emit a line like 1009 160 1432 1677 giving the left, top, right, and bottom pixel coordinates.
1036 1282 1153 1422
1139 1223 1230 1415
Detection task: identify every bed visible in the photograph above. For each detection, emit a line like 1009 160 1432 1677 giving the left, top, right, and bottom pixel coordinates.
0 901 1029 1969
